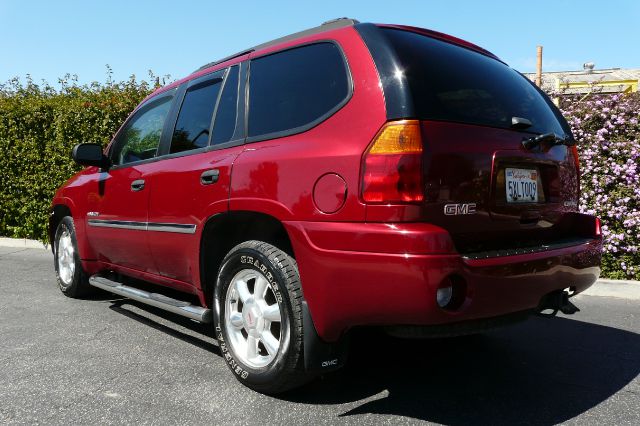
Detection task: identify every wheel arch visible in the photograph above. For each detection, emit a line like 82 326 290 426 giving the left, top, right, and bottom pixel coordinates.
200 210 349 374
49 204 73 252
199 211 295 308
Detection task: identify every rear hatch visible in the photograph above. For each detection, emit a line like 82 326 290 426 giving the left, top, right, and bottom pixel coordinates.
361 25 587 254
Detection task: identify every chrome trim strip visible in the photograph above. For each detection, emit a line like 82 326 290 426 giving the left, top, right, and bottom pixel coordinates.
87 219 147 231
87 219 196 234
147 223 197 234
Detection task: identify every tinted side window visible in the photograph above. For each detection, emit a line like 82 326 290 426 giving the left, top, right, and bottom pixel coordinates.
113 95 173 165
170 79 222 154
381 28 565 135
211 65 239 145
248 42 349 138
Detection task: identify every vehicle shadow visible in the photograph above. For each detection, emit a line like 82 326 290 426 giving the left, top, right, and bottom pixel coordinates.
107 300 220 355
103 295 639 424
284 316 640 424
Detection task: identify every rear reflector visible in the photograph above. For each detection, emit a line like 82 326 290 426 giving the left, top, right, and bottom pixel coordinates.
361 120 424 203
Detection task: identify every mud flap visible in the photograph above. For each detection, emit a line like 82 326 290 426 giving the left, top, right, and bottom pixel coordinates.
302 301 348 373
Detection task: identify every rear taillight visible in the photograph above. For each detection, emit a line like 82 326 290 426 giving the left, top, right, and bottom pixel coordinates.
595 217 602 237
361 120 424 203
570 145 580 178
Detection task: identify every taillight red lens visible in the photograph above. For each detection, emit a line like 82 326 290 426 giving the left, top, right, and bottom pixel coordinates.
595 217 602 237
361 120 424 203
571 145 580 177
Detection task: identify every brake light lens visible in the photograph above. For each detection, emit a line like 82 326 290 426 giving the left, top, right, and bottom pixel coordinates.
595 217 602 237
361 120 424 203
570 145 580 177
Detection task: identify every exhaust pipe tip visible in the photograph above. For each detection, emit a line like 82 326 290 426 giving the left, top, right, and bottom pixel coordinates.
536 289 580 317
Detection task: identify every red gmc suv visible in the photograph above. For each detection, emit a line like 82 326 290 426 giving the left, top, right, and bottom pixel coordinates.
50 18 602 393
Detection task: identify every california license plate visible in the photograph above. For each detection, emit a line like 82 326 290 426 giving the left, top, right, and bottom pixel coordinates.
506 168 538 203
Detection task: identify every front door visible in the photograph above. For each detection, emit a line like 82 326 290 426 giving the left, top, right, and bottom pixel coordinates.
85 90 176 273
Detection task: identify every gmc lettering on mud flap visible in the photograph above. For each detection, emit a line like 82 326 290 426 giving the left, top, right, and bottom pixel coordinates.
321 359 338 368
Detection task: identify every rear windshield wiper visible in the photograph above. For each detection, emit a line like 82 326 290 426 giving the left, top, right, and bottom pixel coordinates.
511 116 532 129
522 132 575 150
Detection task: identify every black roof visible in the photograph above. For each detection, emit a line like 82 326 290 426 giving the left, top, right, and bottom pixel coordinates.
194 18 359 72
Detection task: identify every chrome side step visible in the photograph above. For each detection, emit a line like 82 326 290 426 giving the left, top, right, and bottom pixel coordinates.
89 276 212 323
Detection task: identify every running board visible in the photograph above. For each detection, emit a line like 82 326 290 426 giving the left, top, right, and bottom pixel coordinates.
89 276 212 323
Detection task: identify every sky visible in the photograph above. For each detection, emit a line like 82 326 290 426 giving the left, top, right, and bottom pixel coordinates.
1 0 639 86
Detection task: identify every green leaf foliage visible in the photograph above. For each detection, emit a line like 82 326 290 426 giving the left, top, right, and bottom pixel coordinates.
0 72 155 241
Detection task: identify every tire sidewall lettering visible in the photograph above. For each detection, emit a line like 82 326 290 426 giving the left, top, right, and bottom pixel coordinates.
240 255 283 303
216 325 250 380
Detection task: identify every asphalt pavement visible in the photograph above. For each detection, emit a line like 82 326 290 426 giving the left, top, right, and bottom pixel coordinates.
0 247 638 425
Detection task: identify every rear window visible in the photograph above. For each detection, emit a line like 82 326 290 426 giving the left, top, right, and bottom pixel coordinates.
248 42 350 139
381 28 565 135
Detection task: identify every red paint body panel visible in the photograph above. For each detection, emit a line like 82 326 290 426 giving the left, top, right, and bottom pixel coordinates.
285 220 601 341
300 222 456 254
84 166 156 273
146 146 244 284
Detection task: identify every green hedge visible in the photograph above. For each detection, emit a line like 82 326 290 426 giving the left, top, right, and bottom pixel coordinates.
0 74 154 241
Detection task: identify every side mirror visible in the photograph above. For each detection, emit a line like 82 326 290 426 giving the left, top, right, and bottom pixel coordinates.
72 143 110 169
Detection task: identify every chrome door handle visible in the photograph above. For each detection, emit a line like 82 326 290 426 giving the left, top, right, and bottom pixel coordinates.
200 169 220 185
131 179 145 191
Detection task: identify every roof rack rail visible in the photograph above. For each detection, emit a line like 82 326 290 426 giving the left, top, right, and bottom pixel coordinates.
195 49 254 73
194 18 359 73
322 17 360 26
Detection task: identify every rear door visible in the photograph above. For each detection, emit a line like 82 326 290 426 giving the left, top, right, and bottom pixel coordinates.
368 27 580 252
85 90 175 271
146 63 247 286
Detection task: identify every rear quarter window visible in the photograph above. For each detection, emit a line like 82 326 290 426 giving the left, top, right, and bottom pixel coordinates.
381 28 565 135
211 65 240 145
170 78 223 154
248 42 351 139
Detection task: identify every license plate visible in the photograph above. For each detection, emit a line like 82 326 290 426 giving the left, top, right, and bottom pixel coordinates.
506 168 538 203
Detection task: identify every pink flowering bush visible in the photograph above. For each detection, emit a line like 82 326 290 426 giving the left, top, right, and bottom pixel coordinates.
560 92 640 279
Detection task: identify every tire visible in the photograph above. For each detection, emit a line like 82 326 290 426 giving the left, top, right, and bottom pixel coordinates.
215 241 311 394
54 216 93 298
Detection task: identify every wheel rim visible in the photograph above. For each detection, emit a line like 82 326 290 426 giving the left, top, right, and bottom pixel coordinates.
224 268 284 368
57 228 75 286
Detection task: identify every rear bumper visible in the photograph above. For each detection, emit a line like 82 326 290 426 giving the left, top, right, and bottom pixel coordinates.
284 221 602 342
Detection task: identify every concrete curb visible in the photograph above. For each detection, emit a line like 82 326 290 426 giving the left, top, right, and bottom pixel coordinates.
0 237 48 250
580 279 640 300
